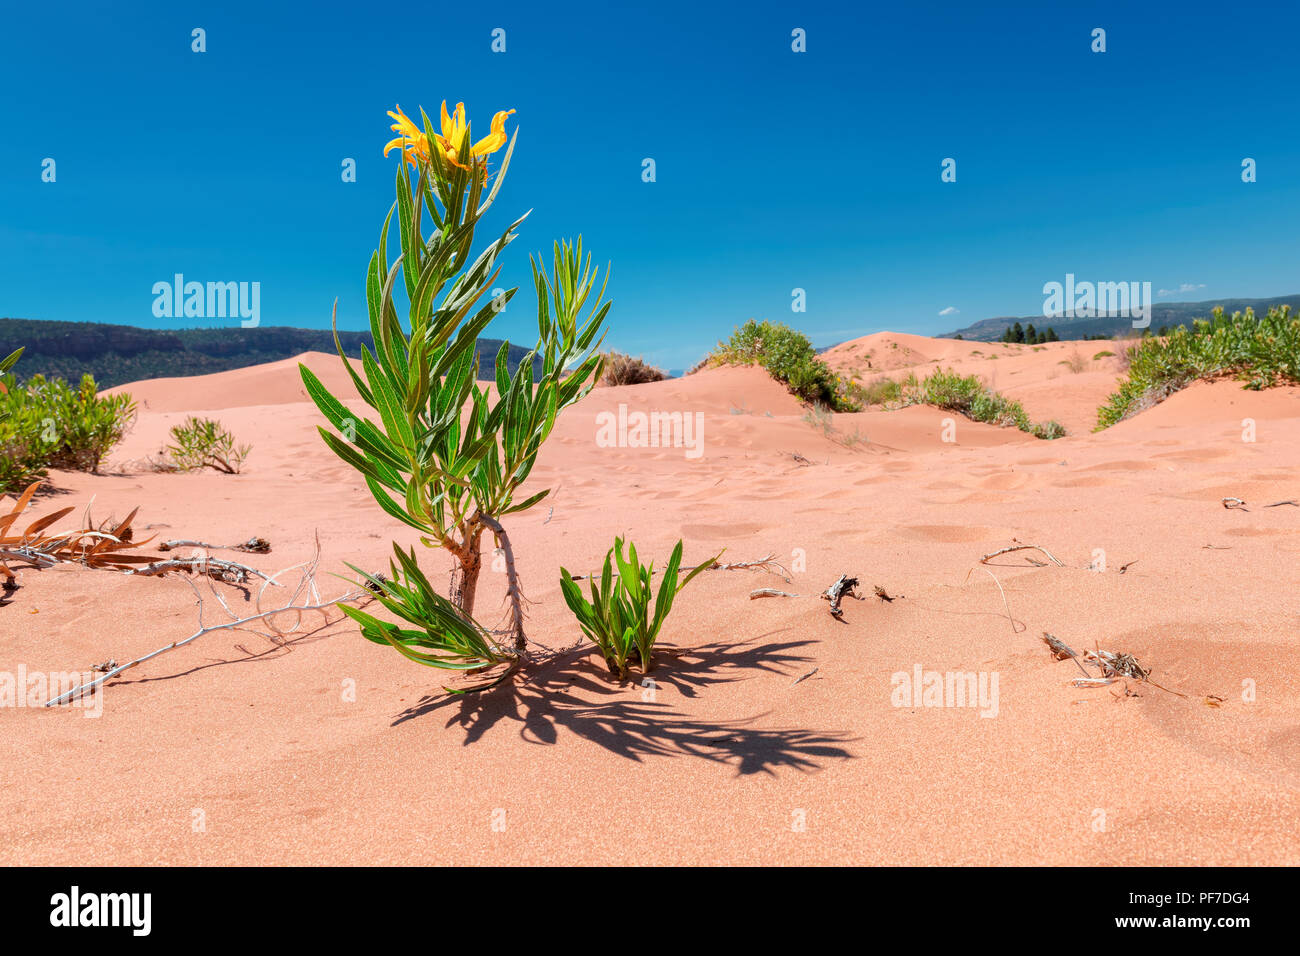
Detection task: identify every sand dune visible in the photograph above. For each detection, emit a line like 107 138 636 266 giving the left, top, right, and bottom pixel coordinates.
2 339 1298 865
823 330 1128 435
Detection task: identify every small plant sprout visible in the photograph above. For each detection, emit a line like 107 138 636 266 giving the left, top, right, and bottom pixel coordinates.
559 538 718 680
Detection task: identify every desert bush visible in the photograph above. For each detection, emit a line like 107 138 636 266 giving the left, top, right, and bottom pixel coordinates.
0 369 135 491
601 350 666 386
1062 350 1086 373
301 101 608 676
708 320 854 410
166 417 251 473
854 376 902 406
559 538 715 679
1096 305 1300 428
1093 350 1115 360
898 368 1065 439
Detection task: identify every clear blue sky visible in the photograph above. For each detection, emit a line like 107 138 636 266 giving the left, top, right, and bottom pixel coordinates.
2 0 1297 369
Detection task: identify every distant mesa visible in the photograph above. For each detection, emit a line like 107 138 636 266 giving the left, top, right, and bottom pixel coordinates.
940 294 1300 342
0 318 541 389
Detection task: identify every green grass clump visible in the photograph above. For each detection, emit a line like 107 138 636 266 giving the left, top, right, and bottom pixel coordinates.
898 368 1065 439
560 538 716 680
167 416 251 473
0 370 135 491
1096 305 1300 429
709 319 855 410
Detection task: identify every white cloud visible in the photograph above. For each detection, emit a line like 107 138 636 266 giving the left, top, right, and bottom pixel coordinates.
938 306 960 316
1157 282 1207 297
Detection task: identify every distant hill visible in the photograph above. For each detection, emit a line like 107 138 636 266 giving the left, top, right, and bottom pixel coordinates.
0 318 542 389
942 294 1300 342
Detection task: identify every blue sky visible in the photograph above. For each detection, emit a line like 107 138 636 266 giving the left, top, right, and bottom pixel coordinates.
2 0 1297 369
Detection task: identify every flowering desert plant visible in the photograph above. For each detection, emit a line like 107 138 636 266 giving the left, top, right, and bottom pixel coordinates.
301 101 609 674
559 538 717 679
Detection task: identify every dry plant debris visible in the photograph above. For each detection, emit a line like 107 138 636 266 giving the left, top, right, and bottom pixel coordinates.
1222 497 1248 510
0 482 162 579
749 588 799 599
45 536 365 707
1041 632 1187 698
980 541 1066 567
821 574 860 618
158 537 271 554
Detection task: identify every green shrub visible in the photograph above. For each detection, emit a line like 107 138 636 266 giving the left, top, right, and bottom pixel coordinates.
709 320 854 410
853 376 902 406
1093 350 1115 360
0 371 135 492
898 368 1065 439
166 417 251 473
1096 305 1300 428
560 538 716 679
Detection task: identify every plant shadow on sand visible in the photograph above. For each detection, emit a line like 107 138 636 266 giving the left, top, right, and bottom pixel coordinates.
392 630 857 776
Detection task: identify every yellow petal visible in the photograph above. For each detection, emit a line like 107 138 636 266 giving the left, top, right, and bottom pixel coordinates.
471 109 515 157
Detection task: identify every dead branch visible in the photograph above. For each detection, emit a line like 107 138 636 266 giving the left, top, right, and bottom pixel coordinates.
44 535 365 707
980 543 1066 567
791 666 819 686
158 537 271 554
1222 497 1248 511
821 574 860 618
873 584 902 602
131 556 276 585
1265 499 1299 508
749 588 799 599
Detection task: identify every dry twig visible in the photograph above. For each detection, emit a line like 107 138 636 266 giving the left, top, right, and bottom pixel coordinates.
980 542 1066 567
44 535 366 707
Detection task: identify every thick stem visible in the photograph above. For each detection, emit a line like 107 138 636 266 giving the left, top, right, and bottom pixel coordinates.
476 513 526 653
452 524 485 618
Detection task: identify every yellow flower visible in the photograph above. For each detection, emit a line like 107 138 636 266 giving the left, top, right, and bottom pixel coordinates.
431 101 515 172
383 105 429 166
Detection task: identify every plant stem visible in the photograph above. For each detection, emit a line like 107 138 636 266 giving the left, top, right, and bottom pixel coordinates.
476 513 526 652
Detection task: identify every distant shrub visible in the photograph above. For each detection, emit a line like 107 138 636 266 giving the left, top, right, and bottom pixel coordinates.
850 376 902 407
601 350 667 386
167 417 251 474
0 371 135 491
1093 350 1115 360
709 320 855 410
559 538 716 679
1061 350 1087 373
899 368 1065 439
1096 306 1299 428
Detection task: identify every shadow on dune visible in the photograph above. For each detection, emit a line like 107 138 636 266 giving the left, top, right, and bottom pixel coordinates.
392 632 857 776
